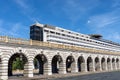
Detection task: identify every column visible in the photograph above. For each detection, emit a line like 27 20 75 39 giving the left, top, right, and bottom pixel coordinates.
119 60 120 69
83 60 87 72
110 60 113 71
71 61 78 73
24 60 33 77
44 60 52 75
99 59 102 71
115 61 117 70
105 60 108 71
59 60 66 74
0 60 8 80
93 60 95 72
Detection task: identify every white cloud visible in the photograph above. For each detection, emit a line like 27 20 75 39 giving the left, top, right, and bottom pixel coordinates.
62 0 100 23
87 7 120 43
88 15 120 28
14 0 37 22
104 32 120 43
0 19 28 38
14 0 29 10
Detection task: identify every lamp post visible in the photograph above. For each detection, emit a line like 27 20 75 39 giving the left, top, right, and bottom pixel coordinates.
19 50 23 61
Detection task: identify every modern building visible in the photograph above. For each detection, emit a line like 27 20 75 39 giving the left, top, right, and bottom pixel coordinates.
30 22 120 52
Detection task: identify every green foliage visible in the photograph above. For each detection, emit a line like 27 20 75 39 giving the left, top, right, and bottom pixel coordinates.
34 58 38 69
12 57 24 70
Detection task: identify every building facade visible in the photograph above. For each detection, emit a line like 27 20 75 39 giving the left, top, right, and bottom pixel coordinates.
30 23 120 52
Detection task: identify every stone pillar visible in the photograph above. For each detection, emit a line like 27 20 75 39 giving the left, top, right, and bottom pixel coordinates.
59 61 66 74
119 60 120 69
71 61 78 73
110 60 113 71
83 60 87 72
24 60 33 77
105 60 108 71
93 60 95 72
0 60 8 80
44 60 52 75
114 61 117 70
99 59 102 71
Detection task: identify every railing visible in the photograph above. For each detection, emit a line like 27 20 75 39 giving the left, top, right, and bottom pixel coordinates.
0 36 119 55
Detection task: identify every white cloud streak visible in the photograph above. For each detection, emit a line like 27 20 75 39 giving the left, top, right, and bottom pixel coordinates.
0 19 28 38
88 14 120 28
14 0 37 23
61 0 100 23
87 7 120 42
14 0 29 10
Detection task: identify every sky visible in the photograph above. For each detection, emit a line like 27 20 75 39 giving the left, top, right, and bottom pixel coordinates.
1 0 120 43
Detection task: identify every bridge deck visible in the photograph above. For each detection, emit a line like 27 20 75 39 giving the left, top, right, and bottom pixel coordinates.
0 36 119 55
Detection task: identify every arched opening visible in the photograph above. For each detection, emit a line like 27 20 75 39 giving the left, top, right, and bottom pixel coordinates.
101 57 106 70
51 55 63 74
8 53 28 77
112 58 115 70
33 54 47 75
78 56 85 72
116 58 119 69
107 58 111 70
95 57 100 71
87 57 93 71
66 55 75 73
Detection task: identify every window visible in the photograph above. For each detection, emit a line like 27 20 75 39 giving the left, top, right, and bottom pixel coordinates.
56 32 60 35
50 31 55 34
44 30 49 32
62 34 65 36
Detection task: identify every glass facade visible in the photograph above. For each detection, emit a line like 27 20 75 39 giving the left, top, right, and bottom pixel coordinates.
30 25 43 41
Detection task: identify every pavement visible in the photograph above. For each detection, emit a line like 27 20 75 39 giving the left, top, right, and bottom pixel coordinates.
8 70 119 80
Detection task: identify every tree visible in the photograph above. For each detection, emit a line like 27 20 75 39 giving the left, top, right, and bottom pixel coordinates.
12 57 24 70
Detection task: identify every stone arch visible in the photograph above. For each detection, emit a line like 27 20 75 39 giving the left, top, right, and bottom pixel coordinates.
101 57 106 70
95 57 100 71
87 56 93 71
66 55 75 73
116 58 119 69
33 54 47 75
78 56 85 72
0 48 29 79
51 54 63 74
107 58 111 70
8 52 28 76
112 58 116 70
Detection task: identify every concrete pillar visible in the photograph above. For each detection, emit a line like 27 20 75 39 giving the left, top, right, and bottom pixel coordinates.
24 61 33 77
44 60 52 75
71 61 78 73
0 60 8 80
59 61 66 74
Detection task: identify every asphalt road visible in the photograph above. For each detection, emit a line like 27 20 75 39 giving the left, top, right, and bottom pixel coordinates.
50 71 120 80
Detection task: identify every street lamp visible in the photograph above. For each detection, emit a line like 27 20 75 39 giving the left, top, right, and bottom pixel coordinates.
19 50 23 61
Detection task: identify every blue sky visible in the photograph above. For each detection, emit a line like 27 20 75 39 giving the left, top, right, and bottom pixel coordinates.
1 0 120 43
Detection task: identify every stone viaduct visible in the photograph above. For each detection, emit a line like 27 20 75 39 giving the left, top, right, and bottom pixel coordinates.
0 36 120 80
